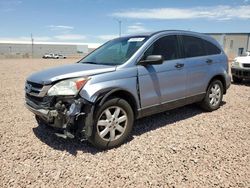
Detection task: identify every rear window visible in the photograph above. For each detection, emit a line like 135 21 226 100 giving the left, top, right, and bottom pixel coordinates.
203 40 221 55
182 36 206 58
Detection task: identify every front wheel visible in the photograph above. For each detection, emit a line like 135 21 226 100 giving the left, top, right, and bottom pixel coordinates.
88 98 134 149
200 80 223 111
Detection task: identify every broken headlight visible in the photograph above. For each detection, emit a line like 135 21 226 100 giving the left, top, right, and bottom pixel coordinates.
47 78 89 96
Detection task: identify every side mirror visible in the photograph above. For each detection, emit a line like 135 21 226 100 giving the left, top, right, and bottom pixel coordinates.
139 55 164 65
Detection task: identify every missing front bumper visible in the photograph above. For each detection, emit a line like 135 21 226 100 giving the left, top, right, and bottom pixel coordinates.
25 97 94 140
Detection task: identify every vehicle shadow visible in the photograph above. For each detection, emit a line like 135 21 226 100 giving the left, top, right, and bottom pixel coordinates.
33 102 226 155
33 125 99 155
231 79 250 86
127 102 226 141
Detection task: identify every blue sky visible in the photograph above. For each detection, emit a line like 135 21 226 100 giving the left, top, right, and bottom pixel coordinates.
0 0 250 46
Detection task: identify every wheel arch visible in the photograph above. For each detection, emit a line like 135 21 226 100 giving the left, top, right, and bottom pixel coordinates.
95 88 139 119
207 74 227 94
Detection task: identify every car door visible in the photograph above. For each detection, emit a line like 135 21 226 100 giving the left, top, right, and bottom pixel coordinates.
180 35 222 97
137 35 187 110
180 35 208 97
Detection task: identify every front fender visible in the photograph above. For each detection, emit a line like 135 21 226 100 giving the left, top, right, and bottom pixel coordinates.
79 77 140 107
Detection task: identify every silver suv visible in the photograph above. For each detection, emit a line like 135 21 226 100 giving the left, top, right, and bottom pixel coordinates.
25 30 231 149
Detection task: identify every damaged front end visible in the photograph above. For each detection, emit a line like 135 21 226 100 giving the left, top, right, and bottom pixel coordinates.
25 81 94 141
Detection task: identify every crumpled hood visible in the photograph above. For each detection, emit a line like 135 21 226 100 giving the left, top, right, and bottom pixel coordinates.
27 63 116 84
235 56 250 64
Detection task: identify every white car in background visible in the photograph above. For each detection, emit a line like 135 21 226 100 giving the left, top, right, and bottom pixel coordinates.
56 54 67 59
43 53 67 59
42 53 54 59
231 51 250 83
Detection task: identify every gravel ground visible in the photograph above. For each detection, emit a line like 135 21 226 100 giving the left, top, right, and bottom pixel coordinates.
0 59 249 188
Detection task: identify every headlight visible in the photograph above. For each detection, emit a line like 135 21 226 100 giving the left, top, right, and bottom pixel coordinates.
231 60 239 67
47 77 89 96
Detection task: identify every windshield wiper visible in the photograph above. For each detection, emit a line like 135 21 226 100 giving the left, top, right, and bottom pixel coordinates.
80 61 118 66
81 61 99 64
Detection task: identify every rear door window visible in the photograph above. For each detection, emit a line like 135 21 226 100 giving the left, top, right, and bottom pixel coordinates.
182 35 206 58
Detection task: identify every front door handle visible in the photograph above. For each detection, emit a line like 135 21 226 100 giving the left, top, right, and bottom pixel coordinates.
206 59 213 64
175 63 184 68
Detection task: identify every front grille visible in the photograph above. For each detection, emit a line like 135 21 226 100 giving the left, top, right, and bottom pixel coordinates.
25 81 43 95
27 81 43 89
25 81 51 97
243 64 250 68
26 93 55 108
232 69 250 77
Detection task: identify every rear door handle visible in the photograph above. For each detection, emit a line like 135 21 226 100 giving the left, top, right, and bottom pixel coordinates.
206 59 213 64
175 63 184 68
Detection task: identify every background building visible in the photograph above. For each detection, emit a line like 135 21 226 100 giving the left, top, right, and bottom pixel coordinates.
0 41 89 59
208 33 250 59
0 33 250 59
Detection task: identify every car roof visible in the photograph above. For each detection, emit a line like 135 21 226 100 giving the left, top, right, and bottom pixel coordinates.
123 30 206 38
124 30 220 47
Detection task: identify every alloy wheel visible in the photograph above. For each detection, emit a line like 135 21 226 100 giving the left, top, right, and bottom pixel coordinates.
209 83 221 106
97 106 128 141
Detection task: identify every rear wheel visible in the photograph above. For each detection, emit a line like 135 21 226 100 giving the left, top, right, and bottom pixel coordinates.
232 76 243 83
200 80 223 111
88 98 134 149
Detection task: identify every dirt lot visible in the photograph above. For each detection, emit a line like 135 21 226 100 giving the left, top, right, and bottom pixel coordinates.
0 59 249 187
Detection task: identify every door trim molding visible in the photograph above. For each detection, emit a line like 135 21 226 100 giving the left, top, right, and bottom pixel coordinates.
137 93 205 119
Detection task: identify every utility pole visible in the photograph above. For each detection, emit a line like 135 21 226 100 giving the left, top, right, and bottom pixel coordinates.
31 33 34 58
9 46 11 54
115 19 122 37
118 20 121 37
246 33 249 52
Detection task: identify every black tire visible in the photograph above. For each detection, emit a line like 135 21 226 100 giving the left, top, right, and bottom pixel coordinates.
88 98 134 149
232 76 243 83
200 80 223 112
